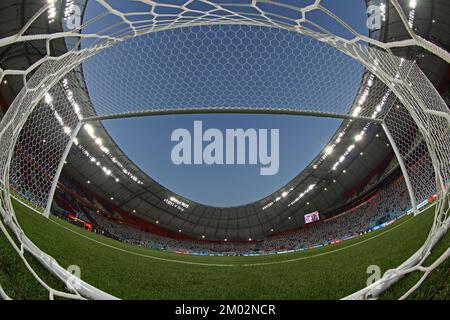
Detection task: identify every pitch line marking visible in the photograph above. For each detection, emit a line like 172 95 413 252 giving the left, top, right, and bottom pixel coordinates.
241 217 414 266
32 208 418 268
45 217 234 267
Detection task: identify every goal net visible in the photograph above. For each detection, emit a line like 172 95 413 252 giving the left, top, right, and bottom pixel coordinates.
0 0 448 300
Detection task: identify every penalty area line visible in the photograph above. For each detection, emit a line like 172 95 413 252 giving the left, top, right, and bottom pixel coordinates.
241 216 415 267
44 216 235 267
43 210 416 268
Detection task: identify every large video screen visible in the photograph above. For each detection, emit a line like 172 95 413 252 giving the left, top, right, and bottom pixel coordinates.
304 211 320 224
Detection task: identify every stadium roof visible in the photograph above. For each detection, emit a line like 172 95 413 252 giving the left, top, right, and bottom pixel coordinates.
0 0 449 240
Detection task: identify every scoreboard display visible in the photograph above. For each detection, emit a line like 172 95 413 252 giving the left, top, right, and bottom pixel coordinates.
304 211 320 224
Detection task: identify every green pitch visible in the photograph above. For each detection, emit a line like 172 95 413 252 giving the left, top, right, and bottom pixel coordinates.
0 198 448 300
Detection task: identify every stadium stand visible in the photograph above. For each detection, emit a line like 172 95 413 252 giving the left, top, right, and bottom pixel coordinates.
50 169 414 256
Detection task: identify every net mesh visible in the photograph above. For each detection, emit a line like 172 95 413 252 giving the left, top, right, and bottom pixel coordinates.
82 25 365 116
0 0 449 300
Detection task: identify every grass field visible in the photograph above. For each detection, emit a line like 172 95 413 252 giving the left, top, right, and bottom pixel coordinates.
0 198 448 300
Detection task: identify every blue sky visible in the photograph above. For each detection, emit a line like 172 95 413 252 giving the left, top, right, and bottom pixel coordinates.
82 0 369 207
102 114 341 207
